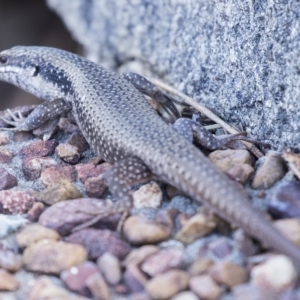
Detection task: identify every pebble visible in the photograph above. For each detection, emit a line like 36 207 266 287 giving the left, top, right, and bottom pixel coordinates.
35 180 82 205
27 202 45 222
133 181 163 209
61 261 99 296
0 168 17 190
84 176 107 198
141 248 184 276
145 270 189 300
75 162 111 183
22 156 57 180
273 218 300 247
23 239 87 274
55 143 81 164
188 257 214 276
252 150 287 189
40 165 76 187
86 272 111 300
65 228 131 260
232 283 276 300
251 255 297 292
171 291 198 300
0 214 28 238
0 269 19 291
226 163 254 184
209 261 248 288
0 132 9 145
176 208 218 244
0 246 22 272
123 215 172 245
269 181 300 218
124 264 148 293
27 276 88 300
19 139 57 158
0 190 35 214
97 252 121 285
15 223 60 248
189 275 221 300
66 132 90 152
0 148 13 163
58 117 79 134
39 198 120 236
209 149 251 172
208 237 233 259
123 245 159 266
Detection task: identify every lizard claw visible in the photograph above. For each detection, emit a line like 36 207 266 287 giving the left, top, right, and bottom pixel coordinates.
0 109 25 130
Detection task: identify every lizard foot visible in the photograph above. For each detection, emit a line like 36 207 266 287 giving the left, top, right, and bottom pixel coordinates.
0 109 25 130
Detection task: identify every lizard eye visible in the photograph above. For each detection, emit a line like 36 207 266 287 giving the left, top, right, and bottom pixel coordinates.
0 56 8 64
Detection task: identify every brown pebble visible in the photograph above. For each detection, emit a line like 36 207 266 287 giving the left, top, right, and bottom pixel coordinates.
124 264 148 293
189 275 221 300
84 176 107 198
171 291 198 300
36 180 82 205
19 139 57 158
209 261 248 288
27 202 45 222
226 163 254 184
146 270 189 300
97 252 121 285
58 117 79 134
188 257 214 276
75 162 111 183
123 215 172 245
0 148 13 163
15 223 60 248
0 190 35 214
65 228 130 260
66 132 90 152
86 272 111 300
56 143 81 164
273 218 300 247
41 165 76 187
23 239 87 274
123 245 159 267
0 269 19 291
0 168 17 190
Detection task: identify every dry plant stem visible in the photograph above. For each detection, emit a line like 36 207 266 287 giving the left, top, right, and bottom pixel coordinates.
150 78 264 158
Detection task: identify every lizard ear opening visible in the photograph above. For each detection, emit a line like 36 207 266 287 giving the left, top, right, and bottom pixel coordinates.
32 66 40 77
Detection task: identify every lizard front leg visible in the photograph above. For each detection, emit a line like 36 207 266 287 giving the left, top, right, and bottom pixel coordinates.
72 156 153 232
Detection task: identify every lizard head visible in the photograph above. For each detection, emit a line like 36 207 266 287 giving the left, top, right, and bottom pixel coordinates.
0 46 74 101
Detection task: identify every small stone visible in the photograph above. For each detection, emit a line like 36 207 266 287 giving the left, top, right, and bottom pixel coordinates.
0 132 9 145
146 270 189 300
84 176 107 198
58 117 79 134
189 275 221 300
188 257 214 276
27 276 88 300
22 156 57 180
19 139 57 158
27 202 45 222
123 245 159 266
124 264 148 293
209 261 248 288
269 181 300 218
65 228 131 260
133 181 163 209
141 248 184 276
16 223 60 248
86 272 111 300
0 148 13 163
13 131 34 142
232 283 277 300
75 162 111 183
273 219 300 247
0 214 28 238
233 229 258 258
0 246 22 272
97 252 121 285
61 261 99 296
0 168 17 190
123 215 172 245
252 151 287 189
226 163 254 184
66 132 90 152
171 291 198 300
208 238 233 259
23 239 87 274
0 190 35 214
176 209 218 244
209 149 251 172
251 255 297 292
0 269 19 291
56 143 81 164
39 198 120 236
41 165 76 187
36 180 82 205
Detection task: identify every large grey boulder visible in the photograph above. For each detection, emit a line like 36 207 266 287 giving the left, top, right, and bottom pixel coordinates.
47 0 300 149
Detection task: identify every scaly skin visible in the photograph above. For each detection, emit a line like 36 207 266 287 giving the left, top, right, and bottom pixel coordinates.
0 46 299 264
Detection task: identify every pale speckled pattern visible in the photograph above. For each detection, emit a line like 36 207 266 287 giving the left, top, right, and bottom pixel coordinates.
0 46 300 264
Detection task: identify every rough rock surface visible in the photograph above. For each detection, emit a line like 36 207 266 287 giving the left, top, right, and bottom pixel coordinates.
47 0 300 149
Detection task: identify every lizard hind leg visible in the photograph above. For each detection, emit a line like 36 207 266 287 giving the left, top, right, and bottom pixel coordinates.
72 156 153 233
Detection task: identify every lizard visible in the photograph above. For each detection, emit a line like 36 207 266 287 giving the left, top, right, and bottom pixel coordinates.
0 46 299 265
